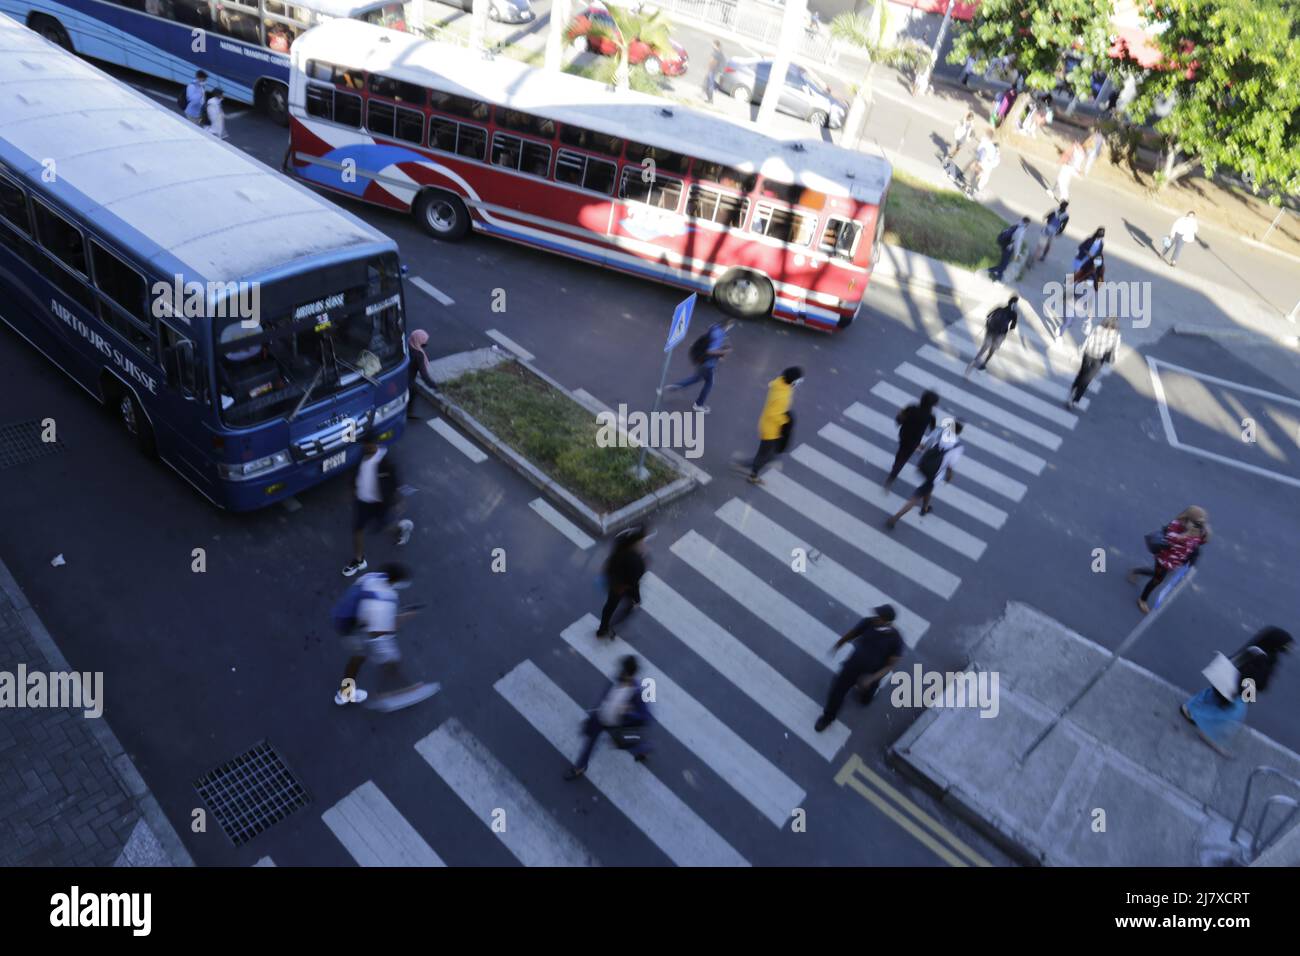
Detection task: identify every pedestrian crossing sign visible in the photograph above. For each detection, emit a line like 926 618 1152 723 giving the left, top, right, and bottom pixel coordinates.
665 293 697 352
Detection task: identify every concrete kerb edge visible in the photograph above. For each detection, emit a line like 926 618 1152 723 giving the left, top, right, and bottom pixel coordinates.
0 557 195 867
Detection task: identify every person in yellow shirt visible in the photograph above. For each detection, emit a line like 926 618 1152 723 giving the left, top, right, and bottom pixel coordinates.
735 367 803 485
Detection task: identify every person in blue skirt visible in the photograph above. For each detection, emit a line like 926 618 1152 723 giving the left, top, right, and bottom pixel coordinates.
1182 627 1292 755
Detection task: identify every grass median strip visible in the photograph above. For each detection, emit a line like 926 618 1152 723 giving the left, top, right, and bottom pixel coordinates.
442 363 676 513
884 169 1006 272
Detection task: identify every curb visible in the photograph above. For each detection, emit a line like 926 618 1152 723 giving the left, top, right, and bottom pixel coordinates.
0 557 194 868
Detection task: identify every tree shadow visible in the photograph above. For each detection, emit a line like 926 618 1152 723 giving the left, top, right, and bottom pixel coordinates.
1123 218 1156 255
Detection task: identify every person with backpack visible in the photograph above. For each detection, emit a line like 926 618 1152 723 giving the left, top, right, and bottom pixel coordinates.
989 217 1030 282
966 297 1019 374
734 366 803 485
333 562 439 711
1071 227 1105 273
1182 627 1292 756
1035 201 1070 262
182 70 207 123
884 389 939 490
665 320 735 413
815 606 904 732
564 655 653 779
343 441 413 577
886 420 964 529
596 524 651 640
1059 254 1104 339
1127 506 1209 613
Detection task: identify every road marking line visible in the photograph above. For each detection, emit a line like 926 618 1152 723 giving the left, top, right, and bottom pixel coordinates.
671 530 848 671
893 363 1063 450
561 617 806 827
854 760 992 867
252 856 275 866
1148 356 1300 407
485 328 534 361
322 781 445 867
834 754 970 867
528 497 594 549
791 444 987 560
933 330 1093 409
867 384 1048 474
428 417 488 463
640 574 851 761
410 276 455 306
573 388 712 486
916 345 1079 429
495 660 749 867
759 471 962 599
716 499 929 645
415 718 598 866
823 418 1017 517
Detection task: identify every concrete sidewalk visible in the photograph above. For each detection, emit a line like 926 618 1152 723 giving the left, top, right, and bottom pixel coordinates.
890 602 1300 866
0 557 191 866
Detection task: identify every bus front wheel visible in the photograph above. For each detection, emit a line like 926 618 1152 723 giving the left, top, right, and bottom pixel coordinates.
110 384 156 457
30 15 72 52
713 270 774 319
262 83 289 126
415 190 470 241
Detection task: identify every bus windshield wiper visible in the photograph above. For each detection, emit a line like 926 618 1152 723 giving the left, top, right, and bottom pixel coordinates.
334 352 380 387
288 364 326 422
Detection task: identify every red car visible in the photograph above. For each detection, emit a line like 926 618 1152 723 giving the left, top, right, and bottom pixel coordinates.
566 3 688 77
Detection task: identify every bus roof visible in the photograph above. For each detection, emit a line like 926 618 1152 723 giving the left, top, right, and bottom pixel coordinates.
292 20 893 205
0 15 392 284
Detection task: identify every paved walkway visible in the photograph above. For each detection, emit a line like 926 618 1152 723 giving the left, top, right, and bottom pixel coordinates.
0 557 190 866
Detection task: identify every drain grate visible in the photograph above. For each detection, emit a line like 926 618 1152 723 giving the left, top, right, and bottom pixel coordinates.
0 420 64 470
194 741 310 846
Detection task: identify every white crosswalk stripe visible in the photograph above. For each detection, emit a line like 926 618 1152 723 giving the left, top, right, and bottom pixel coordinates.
495 660 749 867
716 498 929 644
932 329 1093 409
915 346 1079 429
892 363 1063 450
756 471 962 598
323 781 446 867
821 418 1018 518
945 317 1085 381
790 444 987 560
415 718 598 866
867 385 1048 475
640 574 851 760
561 617 807 827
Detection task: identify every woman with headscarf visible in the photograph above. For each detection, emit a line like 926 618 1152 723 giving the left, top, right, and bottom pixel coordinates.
1071 227 1105 272
1127 506 1210 613
1182 627 1293 755
406 329 437 419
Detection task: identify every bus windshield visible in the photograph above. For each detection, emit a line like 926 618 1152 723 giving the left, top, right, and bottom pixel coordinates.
214 252 404 427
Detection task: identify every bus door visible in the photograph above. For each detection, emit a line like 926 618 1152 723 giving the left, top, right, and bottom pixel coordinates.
158 318 219 496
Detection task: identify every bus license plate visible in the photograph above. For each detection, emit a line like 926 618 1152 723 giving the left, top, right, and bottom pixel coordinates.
322 450 348 473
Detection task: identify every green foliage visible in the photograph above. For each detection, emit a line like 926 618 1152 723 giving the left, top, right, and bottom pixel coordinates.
566 56 663 94
1124 0 1300 194
883 170 1009 271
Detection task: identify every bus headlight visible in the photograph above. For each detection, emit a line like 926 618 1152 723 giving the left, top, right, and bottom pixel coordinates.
373 390 409 423
218 450 291 481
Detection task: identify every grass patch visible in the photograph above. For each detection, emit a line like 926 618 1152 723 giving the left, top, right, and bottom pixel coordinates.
442 363 677 513
883 169 1008 271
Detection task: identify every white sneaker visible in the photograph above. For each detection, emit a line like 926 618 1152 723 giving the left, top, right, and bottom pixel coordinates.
334 687 369 706
693 404 710 414
396 519 414 546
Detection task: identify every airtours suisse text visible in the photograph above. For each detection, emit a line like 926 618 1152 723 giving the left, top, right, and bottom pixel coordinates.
50 300 158 395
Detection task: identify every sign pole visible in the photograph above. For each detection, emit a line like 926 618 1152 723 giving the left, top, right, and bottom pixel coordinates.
634 293 697 481
634 353 672 481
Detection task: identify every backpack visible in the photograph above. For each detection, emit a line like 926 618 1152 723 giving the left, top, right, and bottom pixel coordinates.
688 331 712 365
331 579 384 635
177 86 188 112
377 455 399 504
996 225 1017 248
919 438 956 480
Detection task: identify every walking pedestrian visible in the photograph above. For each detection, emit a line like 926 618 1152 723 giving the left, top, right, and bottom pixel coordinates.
966 297 1019 374
1161 211 1197 268
991 86 1016 127
595 524 650 640
1070 227 1105 272
184 70 207 123
1036 201 1070 262
958 55 977 86
342 441 413 577
945 110 975 165
332 562 439 711
1182 628 1292 756
883 389 939 489
564 655 653 778
734 366 803 485
1082 130 1104 175
886 421 964 528
203 88 227 139
1127 506 1210 613
1058 254 1104 339
1067 317 1120 408
962 135 999 196
703 40 725 103
665 320 734 413
989 217 1030 281
1053 156 1079 202
406 328 438 420
814 606 904 732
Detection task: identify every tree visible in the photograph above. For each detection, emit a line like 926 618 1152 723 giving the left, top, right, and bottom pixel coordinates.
578 3 674 92
830 11 879 147
948 0 1114 139
1124 0 1300 194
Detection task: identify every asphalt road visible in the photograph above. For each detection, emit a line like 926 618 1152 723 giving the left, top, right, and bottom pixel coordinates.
1 64 1297 867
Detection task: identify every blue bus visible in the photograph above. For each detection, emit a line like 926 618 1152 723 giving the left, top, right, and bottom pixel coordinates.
0 15 411 511
0 0 413 123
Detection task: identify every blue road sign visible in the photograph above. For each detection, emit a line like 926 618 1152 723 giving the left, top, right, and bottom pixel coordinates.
665 293 697 352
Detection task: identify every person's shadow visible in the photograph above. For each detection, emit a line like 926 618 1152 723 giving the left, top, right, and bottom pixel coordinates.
1019 157 1050 192
1123 218 1157 254
929 131 949 159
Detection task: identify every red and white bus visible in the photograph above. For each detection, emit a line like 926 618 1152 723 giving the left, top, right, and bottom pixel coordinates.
286 20 892 331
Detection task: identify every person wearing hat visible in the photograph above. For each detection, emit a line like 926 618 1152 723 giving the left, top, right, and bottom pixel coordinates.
815 606 904 733
1182 627 1292 755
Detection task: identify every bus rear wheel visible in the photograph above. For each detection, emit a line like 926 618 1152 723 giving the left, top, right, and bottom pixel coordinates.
415 190 470 240
713 270 774 319
262 82 289 126
109 384 156 457
30 15 72 51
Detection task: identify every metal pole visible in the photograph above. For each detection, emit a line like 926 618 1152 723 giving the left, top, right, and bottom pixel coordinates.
635 351 672 480
913 0 953 97
1018 566 1197 764
1261 206 1286 244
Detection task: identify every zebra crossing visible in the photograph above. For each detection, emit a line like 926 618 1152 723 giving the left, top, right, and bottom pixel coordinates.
304 303 1104 867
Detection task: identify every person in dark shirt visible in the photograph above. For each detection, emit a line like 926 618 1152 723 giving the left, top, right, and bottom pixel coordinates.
704 40 725 102
815 605 905 732
884 389 939 489
596 525 651 640
407 328 437 420
966 296 1019 374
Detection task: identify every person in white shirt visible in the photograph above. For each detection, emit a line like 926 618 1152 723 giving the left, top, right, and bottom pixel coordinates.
565 655 652 779
204 88 227 140
946 111 975 164
1162 211 1198 267
343 441 414 577
886 420 965 528
1068 317 1121 408
962 136 999 196
334 563 439 710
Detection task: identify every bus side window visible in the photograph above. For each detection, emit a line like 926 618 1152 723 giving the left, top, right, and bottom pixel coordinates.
160 322 202 400
819 217 862 260
90 240 157 362
0 173 34 265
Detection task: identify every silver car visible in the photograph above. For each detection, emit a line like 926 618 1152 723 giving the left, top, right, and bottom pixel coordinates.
714 56 847 128
440 0 536 24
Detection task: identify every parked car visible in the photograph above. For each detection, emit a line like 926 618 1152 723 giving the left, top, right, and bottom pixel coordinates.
714 56 847 128
566 2 689 76
437 0 536 24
